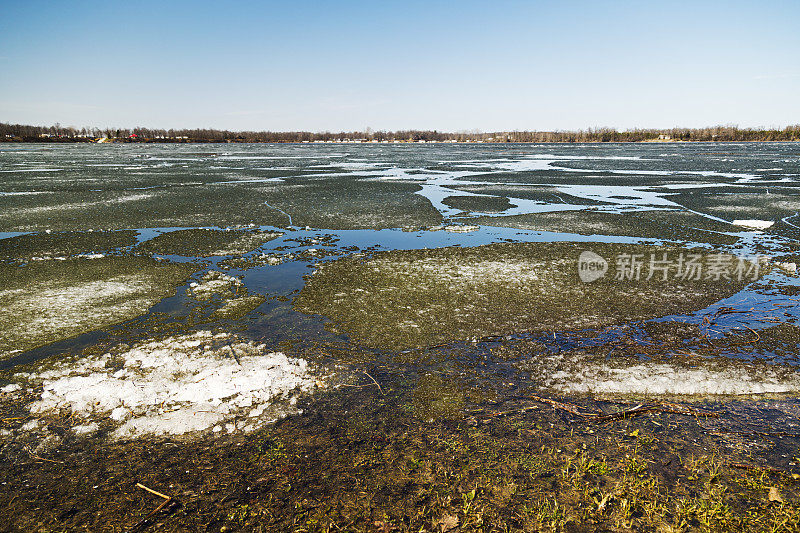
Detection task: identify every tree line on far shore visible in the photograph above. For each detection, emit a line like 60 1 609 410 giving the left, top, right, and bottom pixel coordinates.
1 122 799 143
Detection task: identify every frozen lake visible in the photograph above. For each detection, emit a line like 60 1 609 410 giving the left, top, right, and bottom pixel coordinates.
2 142 800 234
2 141 800 438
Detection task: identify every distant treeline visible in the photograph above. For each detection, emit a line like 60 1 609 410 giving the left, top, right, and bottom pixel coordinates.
1 122 799 143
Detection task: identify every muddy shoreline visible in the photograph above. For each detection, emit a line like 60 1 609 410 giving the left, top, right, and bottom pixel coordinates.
4 371 800 531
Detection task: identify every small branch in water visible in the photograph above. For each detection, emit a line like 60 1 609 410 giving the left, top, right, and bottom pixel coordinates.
23 445 64 464
130 483 178 532
528 395 596 418
524 395 718 422
135 483 170 500
727 461 790 477
362 371 385 396
654 401 719 419
713 429 800 439
339 371 385 395
744 325 761 342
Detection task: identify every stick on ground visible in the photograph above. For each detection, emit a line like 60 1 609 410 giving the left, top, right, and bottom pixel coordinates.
130 483 177 532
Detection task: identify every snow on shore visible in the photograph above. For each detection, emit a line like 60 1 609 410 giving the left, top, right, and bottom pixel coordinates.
521 351 800 397
732 219 775 230
7 331 320 438
189 270 242 300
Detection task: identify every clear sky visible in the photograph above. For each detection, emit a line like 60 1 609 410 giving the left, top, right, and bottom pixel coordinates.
0 0 798 132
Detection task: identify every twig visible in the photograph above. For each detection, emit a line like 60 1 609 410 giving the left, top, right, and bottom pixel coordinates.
129 498 178 532
743 325 761 342
23 445 64 464
655 401 720 419
712 429 800 439
426 342 451 350
526 396 718 422
136 483 170 500
594 404 654 421
130 483 176 532
362 371 385 396
528 395 596 418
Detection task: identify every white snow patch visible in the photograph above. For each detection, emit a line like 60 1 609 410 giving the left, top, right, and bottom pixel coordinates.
0 168 63 173
14 331 319 437
110 407 129 421
189 271 242 300
523 351 800 397
73 423 99 435
110 193 153 204
0 273 171 359
733 219 774 230
444 225 480 233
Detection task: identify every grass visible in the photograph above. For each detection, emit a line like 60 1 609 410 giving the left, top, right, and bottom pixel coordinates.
0 256 195 359
136 228 281 257
0 229 138 262
296 241 754 350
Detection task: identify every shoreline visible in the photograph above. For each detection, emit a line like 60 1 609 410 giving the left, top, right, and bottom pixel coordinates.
2 139 800 145
4 371 800 531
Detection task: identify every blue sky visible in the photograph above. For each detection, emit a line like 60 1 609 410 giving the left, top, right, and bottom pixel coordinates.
0 1 798 131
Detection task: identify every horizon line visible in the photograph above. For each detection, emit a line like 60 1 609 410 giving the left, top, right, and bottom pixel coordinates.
3 121 800 135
